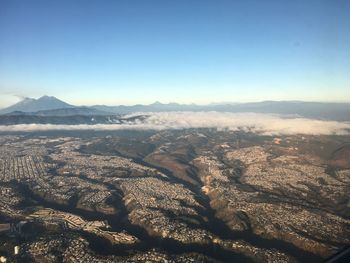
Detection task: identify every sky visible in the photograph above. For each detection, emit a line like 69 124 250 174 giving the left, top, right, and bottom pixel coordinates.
0 0 349 108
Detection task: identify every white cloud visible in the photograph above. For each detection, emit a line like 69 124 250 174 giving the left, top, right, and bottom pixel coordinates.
1 112 350 135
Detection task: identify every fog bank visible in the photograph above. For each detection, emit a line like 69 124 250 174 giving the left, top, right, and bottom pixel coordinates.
1 112 350 135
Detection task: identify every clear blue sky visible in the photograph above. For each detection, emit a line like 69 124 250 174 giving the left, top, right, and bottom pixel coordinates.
0 0 349 107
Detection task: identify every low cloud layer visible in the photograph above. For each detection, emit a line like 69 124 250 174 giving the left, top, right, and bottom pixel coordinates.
1 112 350 135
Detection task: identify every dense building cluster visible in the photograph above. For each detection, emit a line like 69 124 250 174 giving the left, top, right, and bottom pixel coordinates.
121 177 212 244
28 208 139 245
51 139 164 181
0 132 349 262
195 144 350 257
0 186 23 218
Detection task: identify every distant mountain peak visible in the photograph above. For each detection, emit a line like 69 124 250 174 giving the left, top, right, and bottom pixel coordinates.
37 95 59 100
38 95 52 99
150 101 180 106
0 95 74 114
151 101 163 106
37 95 67 102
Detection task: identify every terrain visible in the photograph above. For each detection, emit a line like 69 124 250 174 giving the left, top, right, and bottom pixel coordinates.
2 96 350 121
0 129 349 262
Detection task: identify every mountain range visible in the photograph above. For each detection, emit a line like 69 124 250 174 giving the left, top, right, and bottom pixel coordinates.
1 96 350 122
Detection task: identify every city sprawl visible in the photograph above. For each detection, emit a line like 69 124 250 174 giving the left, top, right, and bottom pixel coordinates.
0 130 349 262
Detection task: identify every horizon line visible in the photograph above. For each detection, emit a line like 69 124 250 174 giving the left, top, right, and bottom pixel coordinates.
2 95 350 110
